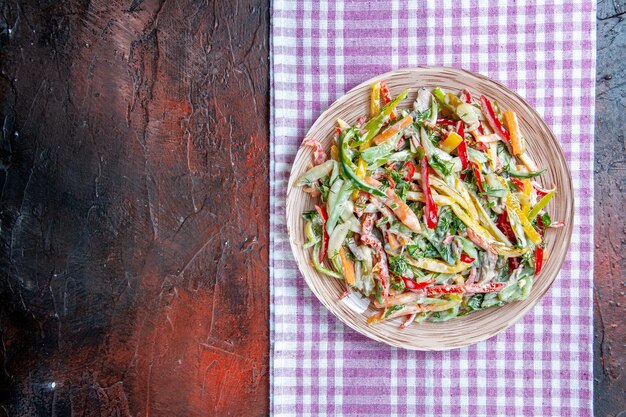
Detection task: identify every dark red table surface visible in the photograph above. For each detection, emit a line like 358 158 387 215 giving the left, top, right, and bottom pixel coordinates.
0 1 623 416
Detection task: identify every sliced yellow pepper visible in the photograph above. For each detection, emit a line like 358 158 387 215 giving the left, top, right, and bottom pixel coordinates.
495 175 540 245
467 189 513 245
505 193 542 245
330 144 339 161
453 178 480 221
491 243 530 258
434 193 526 258
454 178 478 218
370 82 381 118
406 257 472 274
356 159 367 178
521 179 532 215
429 293 463 312
441 198 497 242
487 144 498 171
406 191 425 202
430 177 478 220
336 118 351 130
439 131 463 153
353 158 368 200
444 199 523 257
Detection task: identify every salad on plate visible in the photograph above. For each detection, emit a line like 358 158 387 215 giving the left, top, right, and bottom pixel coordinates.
296 82 561 327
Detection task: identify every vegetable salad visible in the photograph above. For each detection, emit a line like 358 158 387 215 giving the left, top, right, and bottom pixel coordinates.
296 82 560 327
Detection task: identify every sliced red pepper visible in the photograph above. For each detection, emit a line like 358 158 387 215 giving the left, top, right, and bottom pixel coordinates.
510 178 526 191
463 89 473 103
380 81 396 121
534 246 544 275
460 253 475 264
421 155 438 229
496 211 517 242
404 161 416 182
402 277 435 291
508 257 521 272
533 183 549 198
471 125 488 151
472 282 507 293
355 116 367 127
536 214 544 229
400 313 417 329
480 95 511 143
436 118 456 126
470 161 485 192
535 215 547 236
384 174 397 189
425 282 505 296
380 81 391 104
315 205 329 262
456 121 469 180
476 143 488 152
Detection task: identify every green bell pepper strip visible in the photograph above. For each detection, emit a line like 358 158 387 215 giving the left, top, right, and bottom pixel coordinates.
507 167 546 178
303 221 320 248
326 181 354 233
432 87 456 114
312 243 343 279
360 134 401 164
295 159 335 186
314 205 330 262
355 89 410 146
527 190 555 221
456 236 478 259
339 129 358 171
432 87 446 104
337 132 386 198
429 97 439 125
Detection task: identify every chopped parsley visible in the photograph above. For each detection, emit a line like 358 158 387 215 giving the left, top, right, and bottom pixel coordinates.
389 255 411 277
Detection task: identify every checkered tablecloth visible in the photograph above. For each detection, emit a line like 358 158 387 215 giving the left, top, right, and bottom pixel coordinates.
270 2 595 416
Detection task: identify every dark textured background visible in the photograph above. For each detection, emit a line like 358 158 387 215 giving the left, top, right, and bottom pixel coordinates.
0 0 269 416
0 1 623 416
594 2 626 416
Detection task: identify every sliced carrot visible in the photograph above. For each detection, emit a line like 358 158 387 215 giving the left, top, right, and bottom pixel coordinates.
504 111 525 155
372 114 413 145
368 311 384 325
387 232 400 250
366 177 422 233
339 247 356 285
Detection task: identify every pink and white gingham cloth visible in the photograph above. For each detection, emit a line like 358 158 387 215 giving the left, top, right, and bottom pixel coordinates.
270 2 595 416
